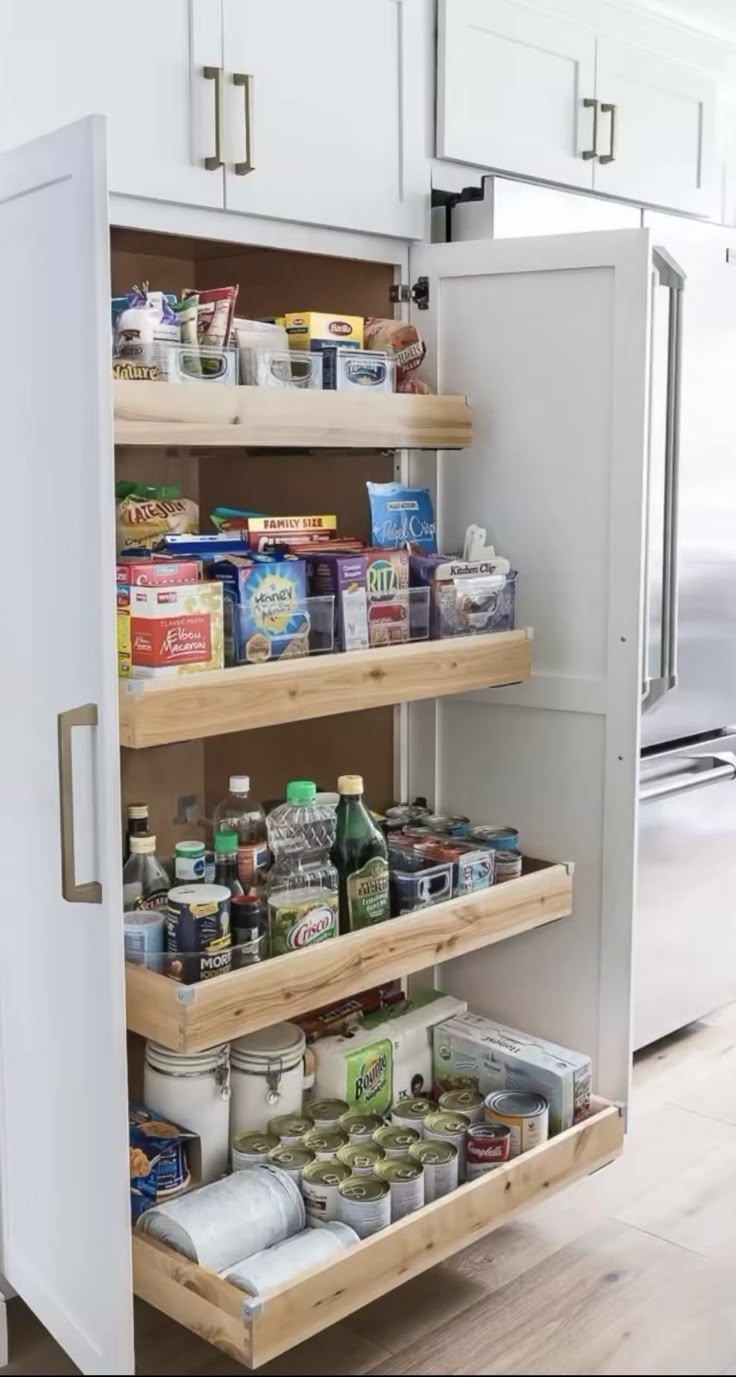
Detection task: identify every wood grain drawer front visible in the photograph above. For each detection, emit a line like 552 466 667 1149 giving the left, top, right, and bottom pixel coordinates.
125 859 573 1051
132 1099 622 1369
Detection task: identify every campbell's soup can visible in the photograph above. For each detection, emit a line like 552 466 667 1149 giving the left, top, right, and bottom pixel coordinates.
465 1123 513 1178
267 1144 315 1183
302 1128 348 1160
373 1124 420 1158
268 1113 314 1145
308 1098 350 1130
338 1112 384 1144
302 1159 350 1224
336 1142 385 1175
438 1089 485 1125
484 1092 549 1157
409 1139 458 1201
423 1111 470 1179
375 1158 425 1221
391 1096 438 1135
338 1174 390 1238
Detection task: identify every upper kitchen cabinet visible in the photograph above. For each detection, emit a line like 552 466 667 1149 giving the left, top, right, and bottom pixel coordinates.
437 0 597 190
592 37 718 216
0 0 225 209
221 0 429 237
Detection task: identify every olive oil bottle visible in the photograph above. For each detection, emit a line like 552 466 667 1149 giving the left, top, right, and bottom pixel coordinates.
332 775 391 933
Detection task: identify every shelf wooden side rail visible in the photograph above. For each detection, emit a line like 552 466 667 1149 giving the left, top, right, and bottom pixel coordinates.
119 629 532 748
113 380 473 450
133 1097 623 1369
125 858 572 1051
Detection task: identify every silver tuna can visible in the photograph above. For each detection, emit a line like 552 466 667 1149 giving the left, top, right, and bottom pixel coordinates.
338 1174 391 1238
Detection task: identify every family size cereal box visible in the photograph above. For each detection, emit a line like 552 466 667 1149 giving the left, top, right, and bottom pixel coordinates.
433 1011 592 1133
208 556 308 665
128 582 224 678
284 311 363 352
365 548 410 647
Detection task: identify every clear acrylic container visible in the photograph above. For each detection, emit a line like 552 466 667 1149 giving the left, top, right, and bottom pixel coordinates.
241 348 323 389
428 572 517 639
226 594 335 667
112 340 239 384
322 347 395 392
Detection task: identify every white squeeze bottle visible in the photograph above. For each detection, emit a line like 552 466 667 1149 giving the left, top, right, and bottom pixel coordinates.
212 775 268 892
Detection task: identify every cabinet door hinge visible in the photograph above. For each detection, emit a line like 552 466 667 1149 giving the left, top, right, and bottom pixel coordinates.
390 276 430 310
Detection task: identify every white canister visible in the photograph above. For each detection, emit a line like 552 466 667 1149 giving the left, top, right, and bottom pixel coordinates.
230 1022 310 1137
144 1041 231 1185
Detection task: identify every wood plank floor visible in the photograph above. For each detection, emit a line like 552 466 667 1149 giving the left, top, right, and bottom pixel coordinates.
7 1003 736 1376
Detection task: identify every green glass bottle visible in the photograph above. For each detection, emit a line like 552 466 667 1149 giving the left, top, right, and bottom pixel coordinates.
333 774 391 933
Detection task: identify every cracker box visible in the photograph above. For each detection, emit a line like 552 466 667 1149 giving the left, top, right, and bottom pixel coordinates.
410 554 517 638
208 556 308 665
117 587 131 678
284 311 363 352
306 551 369 652
128 582 224 678
365 548 410 647
433 1011 592 1133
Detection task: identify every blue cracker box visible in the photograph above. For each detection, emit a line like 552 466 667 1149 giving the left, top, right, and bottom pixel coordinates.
410 554 517 639
208 555 308 665
129 1105 201 1220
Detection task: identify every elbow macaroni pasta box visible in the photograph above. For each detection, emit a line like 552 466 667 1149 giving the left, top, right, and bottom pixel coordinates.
128 582 224 678
433 1011 592 1134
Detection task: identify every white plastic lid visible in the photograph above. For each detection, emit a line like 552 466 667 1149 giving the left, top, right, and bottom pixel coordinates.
229 775 250 793
129 834 156 854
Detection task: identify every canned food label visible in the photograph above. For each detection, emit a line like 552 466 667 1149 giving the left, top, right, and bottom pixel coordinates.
269 893 338 956
346 1039 392 1117
347 856 391 928
237 841 269 890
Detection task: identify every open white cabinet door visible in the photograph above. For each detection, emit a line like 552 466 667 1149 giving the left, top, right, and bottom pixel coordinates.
0 120 133 1374
408 230 652 1108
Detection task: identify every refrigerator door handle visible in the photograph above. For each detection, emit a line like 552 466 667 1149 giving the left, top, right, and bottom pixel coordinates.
640 752 736 803
642 246 686 715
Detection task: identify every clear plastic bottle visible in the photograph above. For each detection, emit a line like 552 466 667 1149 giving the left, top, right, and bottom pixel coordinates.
122 834 170 911
212 774 268 892
266 780 339 956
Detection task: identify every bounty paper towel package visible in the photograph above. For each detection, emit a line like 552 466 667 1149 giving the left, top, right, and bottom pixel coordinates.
432 1011 592 1133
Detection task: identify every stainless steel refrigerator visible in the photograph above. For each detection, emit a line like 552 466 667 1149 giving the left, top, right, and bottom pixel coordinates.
636 213 736 1048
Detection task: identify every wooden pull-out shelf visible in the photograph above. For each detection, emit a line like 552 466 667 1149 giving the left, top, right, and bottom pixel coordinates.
133 1098 622 1369
125 859 572 1051
113 381 473 450
119 630 532 748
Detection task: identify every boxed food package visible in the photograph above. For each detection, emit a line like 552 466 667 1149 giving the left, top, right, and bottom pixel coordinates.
246 515 337 552
207 555 308 665
433 1011 592 1133
284 311 363 352
306 551 369 652
129 1105 201 1221
365 548 410 647
117 587 131 678
128 582 224 678
322 347 394 392
312 990 466 1113
410 554 517 638
116 558 200 587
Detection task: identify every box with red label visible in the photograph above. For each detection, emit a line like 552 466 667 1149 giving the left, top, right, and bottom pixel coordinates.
116 558 200 587
365 548 409 647
129 583 224 678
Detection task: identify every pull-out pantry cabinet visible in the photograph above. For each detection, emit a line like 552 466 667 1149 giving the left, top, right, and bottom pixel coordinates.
0 117 654 1374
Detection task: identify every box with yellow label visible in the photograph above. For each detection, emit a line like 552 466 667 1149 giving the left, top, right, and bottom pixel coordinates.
284 311 363 353
117 587 131 677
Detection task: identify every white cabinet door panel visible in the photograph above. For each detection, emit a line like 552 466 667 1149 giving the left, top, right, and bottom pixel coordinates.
408 229 653 1105
594 37 717 216
437 0 596 189
0 118 133 1375
0 0 224 208
222 0 428 237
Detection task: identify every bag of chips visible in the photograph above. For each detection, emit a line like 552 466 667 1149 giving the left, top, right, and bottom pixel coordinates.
116 482 199 552
367 482 437 553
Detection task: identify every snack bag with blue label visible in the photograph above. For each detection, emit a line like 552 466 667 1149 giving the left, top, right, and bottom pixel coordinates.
367 482 436 553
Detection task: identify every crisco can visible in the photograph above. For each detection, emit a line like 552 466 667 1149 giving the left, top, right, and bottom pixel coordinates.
338 1111 384 1144
493 848 523 883
338 1174 390 1238
267 1113 315 1145
423 1111 470 1179
438 1089 485 1125
373 1124 420 1158
231 1131 279 1171
302 1158 351 1224
391 1096 438 1135
307 1097 350 1129
336 1142 385 1175
302 1128 349 1160
375 1158 425 1221
484 1092 549 1157
409 1139 458 1201
466 1123 513 1178
267 1145 315 1183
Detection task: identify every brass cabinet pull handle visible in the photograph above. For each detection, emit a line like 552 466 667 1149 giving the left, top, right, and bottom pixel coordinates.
233 73 255 175
582 97 599 160
599 102 618 163
204 66 224 170
58 704 102 904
